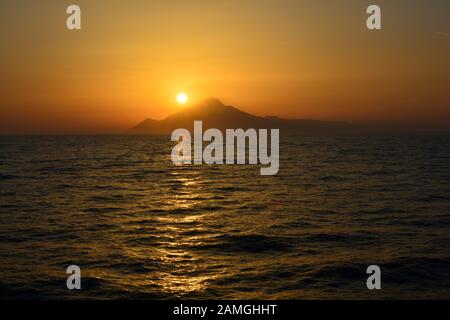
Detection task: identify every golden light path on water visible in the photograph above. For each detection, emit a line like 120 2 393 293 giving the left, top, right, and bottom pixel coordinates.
154 172 220 295
110 169 222 296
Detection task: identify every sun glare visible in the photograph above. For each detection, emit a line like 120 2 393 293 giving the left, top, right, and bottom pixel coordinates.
176 92 188 105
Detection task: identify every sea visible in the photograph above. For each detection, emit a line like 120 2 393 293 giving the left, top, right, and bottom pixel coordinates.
0 133 449 299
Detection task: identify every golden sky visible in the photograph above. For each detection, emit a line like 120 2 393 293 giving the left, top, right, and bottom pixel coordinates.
0 0 449 133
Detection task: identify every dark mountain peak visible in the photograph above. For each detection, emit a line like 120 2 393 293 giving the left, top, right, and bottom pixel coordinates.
130 97 354 134
182 97 234 115
195 97 225 109
167 97 245 121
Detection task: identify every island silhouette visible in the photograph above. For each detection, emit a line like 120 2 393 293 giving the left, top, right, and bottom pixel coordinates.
130 98 352 134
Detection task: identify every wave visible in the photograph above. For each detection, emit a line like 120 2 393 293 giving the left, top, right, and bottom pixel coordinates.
195 234 294 253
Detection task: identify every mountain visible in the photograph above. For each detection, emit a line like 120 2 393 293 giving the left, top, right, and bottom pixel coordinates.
130 98 352 134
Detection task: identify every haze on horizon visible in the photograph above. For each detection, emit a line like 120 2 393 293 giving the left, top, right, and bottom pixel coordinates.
0 0 449 134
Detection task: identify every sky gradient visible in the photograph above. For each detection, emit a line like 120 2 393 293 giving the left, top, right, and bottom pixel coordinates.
0 0 449 133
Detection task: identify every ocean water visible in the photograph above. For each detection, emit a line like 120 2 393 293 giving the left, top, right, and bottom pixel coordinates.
0 134 449 299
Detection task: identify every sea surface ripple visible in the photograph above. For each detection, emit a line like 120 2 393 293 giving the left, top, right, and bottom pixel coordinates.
0 134 449 299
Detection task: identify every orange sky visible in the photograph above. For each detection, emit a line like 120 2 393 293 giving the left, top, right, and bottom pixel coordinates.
0 0 449 133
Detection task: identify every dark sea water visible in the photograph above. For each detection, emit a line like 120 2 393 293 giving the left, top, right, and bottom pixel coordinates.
0 134 450 299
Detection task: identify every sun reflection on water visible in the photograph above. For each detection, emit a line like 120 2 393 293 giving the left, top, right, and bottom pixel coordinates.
153 171 219 296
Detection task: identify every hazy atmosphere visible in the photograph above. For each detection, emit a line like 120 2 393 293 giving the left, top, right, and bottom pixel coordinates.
0 0 449 133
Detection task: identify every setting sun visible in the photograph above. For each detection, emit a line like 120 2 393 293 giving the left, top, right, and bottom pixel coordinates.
176 93 188 105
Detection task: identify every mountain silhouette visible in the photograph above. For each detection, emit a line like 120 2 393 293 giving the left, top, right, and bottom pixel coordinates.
130 98 352 134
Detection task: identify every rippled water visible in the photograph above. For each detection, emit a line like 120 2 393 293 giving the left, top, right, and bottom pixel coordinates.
1 134 450 299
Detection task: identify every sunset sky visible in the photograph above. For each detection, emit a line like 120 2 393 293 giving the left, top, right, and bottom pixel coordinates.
0 0 449 133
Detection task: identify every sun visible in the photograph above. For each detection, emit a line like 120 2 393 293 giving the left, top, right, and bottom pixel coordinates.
176 92 188 105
